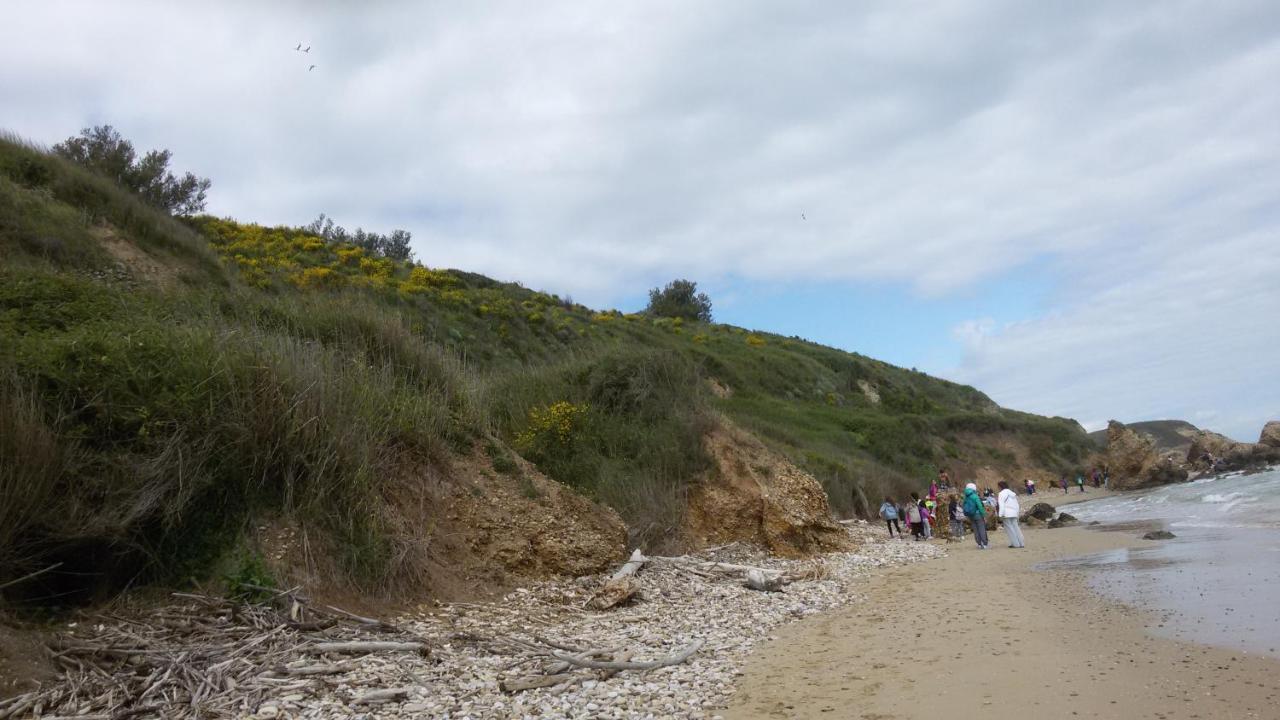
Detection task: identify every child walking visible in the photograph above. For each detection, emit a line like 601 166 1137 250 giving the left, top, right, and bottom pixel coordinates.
879 497 902 538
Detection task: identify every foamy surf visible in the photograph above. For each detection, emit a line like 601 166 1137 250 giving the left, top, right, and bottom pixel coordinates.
1042 467 1280 658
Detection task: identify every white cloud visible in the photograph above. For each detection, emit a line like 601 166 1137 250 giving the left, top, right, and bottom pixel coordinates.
3 0 1278 437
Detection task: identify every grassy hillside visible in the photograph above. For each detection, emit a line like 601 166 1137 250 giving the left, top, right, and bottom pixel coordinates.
0 133 1094 603
1088 419 1201 450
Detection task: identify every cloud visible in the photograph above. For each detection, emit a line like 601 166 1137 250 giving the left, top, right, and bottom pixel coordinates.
3 0 1278 436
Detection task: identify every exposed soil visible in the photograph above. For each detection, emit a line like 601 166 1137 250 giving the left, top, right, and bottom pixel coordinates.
687 420 852 556
90 223 180 288
253 444 627 608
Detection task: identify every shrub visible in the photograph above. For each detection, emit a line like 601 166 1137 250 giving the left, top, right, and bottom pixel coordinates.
304 213 413 262
645 279 712 322
515 400 589 458
52 125 210 215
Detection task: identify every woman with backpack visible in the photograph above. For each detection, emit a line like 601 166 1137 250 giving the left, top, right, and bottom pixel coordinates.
962 482 989 549
879 496 902 538
905 493 925 540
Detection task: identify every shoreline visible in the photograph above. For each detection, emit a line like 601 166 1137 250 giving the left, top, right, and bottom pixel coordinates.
723 522 1280 719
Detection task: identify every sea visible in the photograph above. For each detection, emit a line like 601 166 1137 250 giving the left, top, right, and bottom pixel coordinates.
1038 467 1280 658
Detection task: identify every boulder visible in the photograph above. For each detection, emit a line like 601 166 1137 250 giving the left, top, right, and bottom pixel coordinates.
1142 530 1176 540
1144 457 1189 486
1024 502 1057 521
1048 513 1079 529
1260 421 1280 448
1106 421 1189 489
1023 515 1047 528
1105 421 1157 489
1185 430 1238 465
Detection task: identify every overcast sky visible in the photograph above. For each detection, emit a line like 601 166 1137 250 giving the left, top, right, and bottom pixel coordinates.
4 0 1278 440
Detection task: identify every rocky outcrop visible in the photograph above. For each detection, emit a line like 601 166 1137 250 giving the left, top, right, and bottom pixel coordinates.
1143 530 1176 540
1186 430 1241 465
687 420 852 556
1186 424 1280 474
1105 421 1189 490
1259 421 1280 448
1022 503 1057 522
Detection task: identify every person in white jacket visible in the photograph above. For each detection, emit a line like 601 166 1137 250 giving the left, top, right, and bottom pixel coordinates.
996 481 1025 549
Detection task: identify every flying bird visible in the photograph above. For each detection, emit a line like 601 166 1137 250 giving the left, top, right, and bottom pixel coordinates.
294 43 301 50
308 64 316 71
304 46 311 52
802 213 806 220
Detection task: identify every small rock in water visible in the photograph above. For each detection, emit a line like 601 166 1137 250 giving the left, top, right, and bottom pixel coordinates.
1143 530 1176 540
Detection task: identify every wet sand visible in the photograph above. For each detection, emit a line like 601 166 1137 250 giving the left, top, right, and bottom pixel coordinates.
723 522 1280 719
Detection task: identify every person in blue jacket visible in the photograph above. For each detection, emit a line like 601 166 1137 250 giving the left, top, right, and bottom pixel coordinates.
962 482 989 549
878 496 902 538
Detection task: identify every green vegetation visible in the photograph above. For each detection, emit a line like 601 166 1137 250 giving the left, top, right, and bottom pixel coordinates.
0 131 1095 602
646 278 713 322
53 125 211 216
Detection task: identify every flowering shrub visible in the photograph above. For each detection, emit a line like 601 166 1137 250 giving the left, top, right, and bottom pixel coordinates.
401 267 456 294
289 267 342 290
515 401 589 457
193 216 461 297
746 334 767 347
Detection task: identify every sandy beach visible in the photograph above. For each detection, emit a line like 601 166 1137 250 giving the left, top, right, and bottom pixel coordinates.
724 493 1280 720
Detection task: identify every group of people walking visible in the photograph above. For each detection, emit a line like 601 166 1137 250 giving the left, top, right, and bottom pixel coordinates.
1057 467 1107 494
877 470 1026 550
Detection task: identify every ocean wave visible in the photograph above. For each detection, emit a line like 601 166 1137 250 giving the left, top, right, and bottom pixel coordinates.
1202 492 1243 503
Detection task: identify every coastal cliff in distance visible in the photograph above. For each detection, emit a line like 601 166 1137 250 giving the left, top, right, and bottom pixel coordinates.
1103 419 1280 489
1088 419 1200 452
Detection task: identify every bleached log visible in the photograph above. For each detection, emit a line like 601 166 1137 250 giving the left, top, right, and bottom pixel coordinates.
587 577 640 610
322 604 399 631
267 662 354 676
599 650 635 679
353 687 412 704
586 549 648 610
611 549 648 580
551 639 704 671
744 569 784 592
500 673 575 693
306 641 427 655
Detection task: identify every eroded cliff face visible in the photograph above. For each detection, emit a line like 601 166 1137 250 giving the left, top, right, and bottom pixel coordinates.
1105 420 1188 490
686 420 852 556
1185 426 1280 473
1259 421 1280 449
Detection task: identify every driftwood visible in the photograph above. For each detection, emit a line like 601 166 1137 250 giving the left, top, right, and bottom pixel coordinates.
267 662 355 676
611 549 647 580
744 569 784 592
500 673 575 693
322 604 400 632
5 590 429 719
306 641 428 655
587 577 640 610
550 639 705 671
599 650 635 680
587 549 648 610
353 687 412 705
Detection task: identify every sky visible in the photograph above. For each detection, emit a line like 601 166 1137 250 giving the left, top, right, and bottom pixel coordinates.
3 0 1278 441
